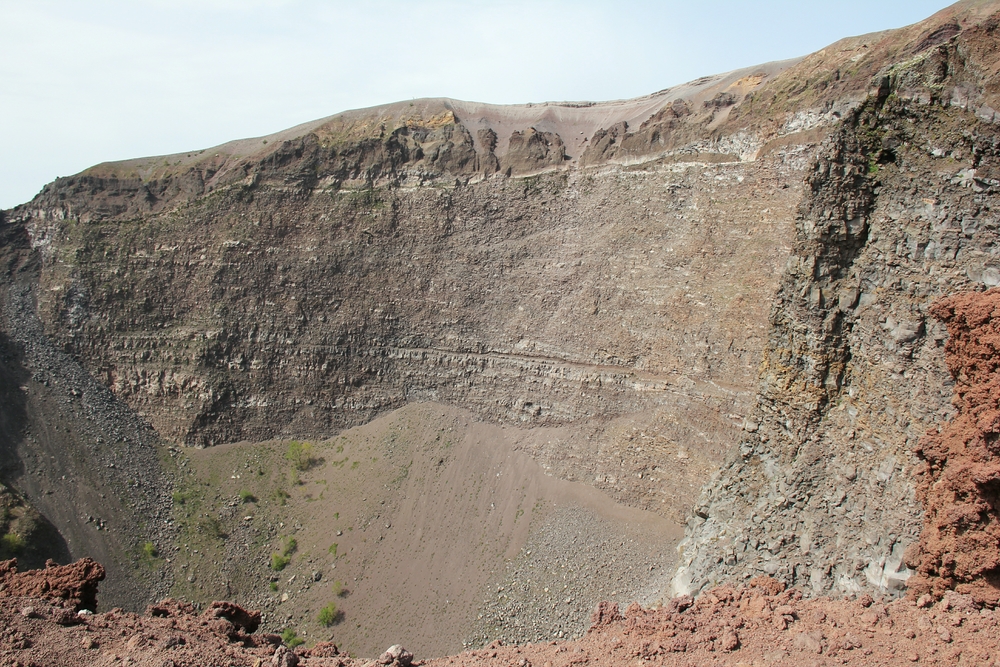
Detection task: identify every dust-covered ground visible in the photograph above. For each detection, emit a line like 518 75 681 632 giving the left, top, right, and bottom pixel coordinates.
166 402 683 658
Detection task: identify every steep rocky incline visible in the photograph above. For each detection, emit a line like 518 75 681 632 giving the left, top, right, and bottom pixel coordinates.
673 17 1000 599
0 220 174 611
3 120 821 530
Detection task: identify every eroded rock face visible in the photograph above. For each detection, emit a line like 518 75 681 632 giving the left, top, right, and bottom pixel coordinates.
0 558 105 611
673 93 1000 599
906 289 1000 606
6 149 809 533
500 128 567 174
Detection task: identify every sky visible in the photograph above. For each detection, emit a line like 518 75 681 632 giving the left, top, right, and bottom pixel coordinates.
0 0 956 209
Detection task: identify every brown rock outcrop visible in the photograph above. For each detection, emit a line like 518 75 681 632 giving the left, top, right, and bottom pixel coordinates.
907 288 1000 606
672 2 1000 597
202 599 263 634
0 558 105 610
500 127 567 174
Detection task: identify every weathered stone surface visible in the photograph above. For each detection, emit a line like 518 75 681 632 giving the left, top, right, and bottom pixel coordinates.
673 89 1000 599
0 558 105 611
906 288 1000 606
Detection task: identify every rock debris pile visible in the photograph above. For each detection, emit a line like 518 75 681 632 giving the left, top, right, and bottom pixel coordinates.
0 558 105 611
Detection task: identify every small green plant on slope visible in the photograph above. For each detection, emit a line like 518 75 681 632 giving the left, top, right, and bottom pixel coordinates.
270 535 298 571
238 489 256 503
271 487 290 505
171 489 193 505
280 627 304 647
0 532 24 558
285 441 318 471
317 601 339 626
271 553 291 571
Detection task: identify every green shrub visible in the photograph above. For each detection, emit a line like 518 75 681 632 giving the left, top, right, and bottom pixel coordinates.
328 542 338 558
271 488 290 505
238 489 256 503
282 536 297 556
280 627 304 647
332 579 345 597
142 541 158 559
0 532 24 557
285 441 318 471
270 534 298 570
317 601 339 627
269 581 278 592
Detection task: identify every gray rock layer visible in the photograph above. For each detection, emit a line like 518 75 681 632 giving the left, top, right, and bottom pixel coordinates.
673 93 1000 599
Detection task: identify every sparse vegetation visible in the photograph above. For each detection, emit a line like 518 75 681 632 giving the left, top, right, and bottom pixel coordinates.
285 440 318 471
0 532 24 557
280 627 304 648
270 535 298 571
269 581 278 592
171 489 193 505
317 601 339 626
271 487 290 505
142 541 158 559
238 489 256 503
328 542 338 558
332 579 346 597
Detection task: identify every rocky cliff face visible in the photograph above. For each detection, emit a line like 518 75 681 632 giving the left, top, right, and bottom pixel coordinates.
673 15 1000 598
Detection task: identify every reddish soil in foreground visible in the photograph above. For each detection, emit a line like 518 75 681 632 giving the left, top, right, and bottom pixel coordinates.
2 567 1000 667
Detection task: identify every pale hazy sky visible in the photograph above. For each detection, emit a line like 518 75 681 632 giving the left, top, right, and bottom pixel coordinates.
0 0 954 208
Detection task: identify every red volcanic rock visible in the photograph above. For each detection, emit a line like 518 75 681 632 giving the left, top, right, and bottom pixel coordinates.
589 600 623 628
2 571 999 666
0 558 105 610
907 288 1000 606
